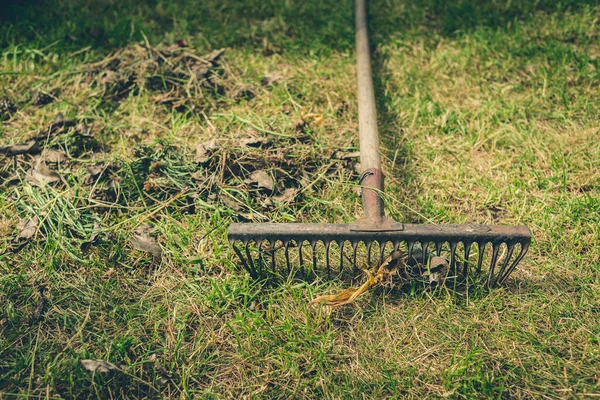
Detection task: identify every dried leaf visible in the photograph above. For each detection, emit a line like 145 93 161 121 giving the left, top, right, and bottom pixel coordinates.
86 163 105 182
231 86 255 101
249 170 274 191
16 216 38 241
75 122 93 137
32 91 56 106
0 140 41 157
80 359 118 374
81 223 102 251
260 73 284 86
311 251 405 307
238 136 269 147
40 149 67 163
131 225 162 256
205 48 225 64
32 286 47 321
26 163 62 186
334 150 360 160
195 139 218 163
273 187 298 203
0 97 17 121
427 256 450 287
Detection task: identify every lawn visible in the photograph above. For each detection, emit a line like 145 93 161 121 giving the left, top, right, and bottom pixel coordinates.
1 0 599 398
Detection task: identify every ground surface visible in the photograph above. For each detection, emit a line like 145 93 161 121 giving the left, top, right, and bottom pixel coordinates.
1 0 599 398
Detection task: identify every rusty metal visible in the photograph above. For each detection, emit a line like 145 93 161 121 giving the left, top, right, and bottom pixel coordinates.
226 0 532 287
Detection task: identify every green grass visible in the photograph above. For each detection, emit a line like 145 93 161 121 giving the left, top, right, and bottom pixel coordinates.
1 0 600 398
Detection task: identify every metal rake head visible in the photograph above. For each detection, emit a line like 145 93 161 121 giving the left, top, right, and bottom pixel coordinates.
228 222 531 287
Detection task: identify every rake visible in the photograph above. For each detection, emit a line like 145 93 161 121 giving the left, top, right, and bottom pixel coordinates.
228 0 531 287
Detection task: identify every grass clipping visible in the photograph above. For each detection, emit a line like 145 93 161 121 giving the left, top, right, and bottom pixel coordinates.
311 251 405 307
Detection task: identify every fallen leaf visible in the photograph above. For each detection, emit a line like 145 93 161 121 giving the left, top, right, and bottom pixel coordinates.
273 187 298 203
26 163 62 186
86 163 105 183
131 225 162 257
75 122 93 137
427 256 450 287
16 216 39 241
32 91 56 106
0 98 17 121
40 149 66 163
205 48 225 64
311 251 405 307
81 223 102 251
249 170 274 191
238 136 269 147
80 359 118 374
231 86 255 101
32 286 47 322
0 140 41 157
334 150 360 160
260 73 284 86
195 139 218 163
294 120 308 133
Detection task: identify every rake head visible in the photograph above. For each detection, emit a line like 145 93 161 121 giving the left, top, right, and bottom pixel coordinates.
228 169 531 287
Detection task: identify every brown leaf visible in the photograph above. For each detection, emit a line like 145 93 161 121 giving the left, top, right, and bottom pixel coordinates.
260 73 284 86
0 97 17 121
86 163 105 182
249 170 274 191
32 286 47 322
311 251 406 307
40 149 67 163
16 216 39 241
427 256 450 287
273 187 298 203
26 163 62 186
32 91 56 106
334 150 360 160
81 223 102 251
0 140 41 157
195 139 218 163
131 225 162 257
238 136 269 148
80 359 118 374
205 48 225 64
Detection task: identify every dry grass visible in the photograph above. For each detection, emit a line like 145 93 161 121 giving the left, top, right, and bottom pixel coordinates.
1 0 600 398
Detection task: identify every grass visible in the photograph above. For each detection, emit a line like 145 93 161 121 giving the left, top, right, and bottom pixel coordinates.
1 0 600 398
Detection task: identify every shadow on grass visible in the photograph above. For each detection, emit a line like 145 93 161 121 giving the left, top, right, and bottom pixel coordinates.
1 0 597 54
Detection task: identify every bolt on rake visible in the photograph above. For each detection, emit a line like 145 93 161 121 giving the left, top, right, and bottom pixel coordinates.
228 0 531 287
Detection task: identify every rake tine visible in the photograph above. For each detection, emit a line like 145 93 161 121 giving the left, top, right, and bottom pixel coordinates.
449 241 457 271
494 243 515 287
407 241 414 262
486 244 501 287
367 241 373 265
243 242 258 278
352 241 359 277
422 242 429 265
325 240 331 279
436 241 443 256
232 241 254 278
379 241 386 266
270 240 276 272
339 240 344 274
476 242 485 273
299 241 305 275
311 240 317 276
498 242 530 284
285 241 291 275
463 242 472 277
